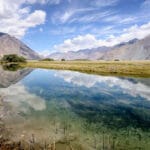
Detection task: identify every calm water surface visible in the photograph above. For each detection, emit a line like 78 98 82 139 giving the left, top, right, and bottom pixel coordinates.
0 66 150 149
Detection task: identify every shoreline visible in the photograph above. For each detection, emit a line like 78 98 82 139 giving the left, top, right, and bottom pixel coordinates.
20 60 150 78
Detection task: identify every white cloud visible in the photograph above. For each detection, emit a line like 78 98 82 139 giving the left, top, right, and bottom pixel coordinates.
50 0 119 24
97 13 138 25
39 50 55 57
69 11 113 23
48 0 61 5
27 0 61 5
0 0 46 38
68 0 119 7
60 10 75 23
26 0 46 4
25 10 46 25
141 0 150 9
111 22 150 44
52 7 96 24
53 22 150 52
119 17 137 24
54 34 103 52
39 27 43 32
91 0 119 7
50 26 76 36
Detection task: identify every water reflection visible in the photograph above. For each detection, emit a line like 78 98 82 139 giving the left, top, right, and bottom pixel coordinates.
0 83 46 112
2 63 22 71
0 68 150 149
0 66 32 88
55 70 150 100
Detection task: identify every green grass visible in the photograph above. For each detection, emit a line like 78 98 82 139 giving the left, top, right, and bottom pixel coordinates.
21 60 150 78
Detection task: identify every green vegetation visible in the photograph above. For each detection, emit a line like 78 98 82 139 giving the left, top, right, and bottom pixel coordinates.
21 60 150 77
114 59 120 61
2 100 149 150
61 58 65 61
2 63 22 71
73 59 89 61
1 54 26 63
40 58 54 61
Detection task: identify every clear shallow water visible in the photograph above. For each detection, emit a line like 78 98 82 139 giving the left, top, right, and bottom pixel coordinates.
0 67 150 149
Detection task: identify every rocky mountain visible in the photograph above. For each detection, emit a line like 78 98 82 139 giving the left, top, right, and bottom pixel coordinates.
101 36 150 60
49 46 110 60
49 35 150 60
0 32 40 60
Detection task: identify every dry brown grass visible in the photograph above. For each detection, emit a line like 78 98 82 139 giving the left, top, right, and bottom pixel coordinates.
21 60 150 78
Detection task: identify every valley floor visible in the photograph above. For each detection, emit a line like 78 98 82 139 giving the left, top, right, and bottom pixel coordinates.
22 60 150 78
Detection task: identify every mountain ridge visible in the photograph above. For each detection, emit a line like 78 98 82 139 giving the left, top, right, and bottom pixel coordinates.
49 36 150 60
0 32 40 60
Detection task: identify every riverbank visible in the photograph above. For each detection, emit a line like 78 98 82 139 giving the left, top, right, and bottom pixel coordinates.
21 60 150 78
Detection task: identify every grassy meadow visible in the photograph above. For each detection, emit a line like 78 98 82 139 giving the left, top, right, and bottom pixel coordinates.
21 60 150 78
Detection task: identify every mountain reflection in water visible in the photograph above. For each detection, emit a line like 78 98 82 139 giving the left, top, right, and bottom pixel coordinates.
0 65 33 88
0 68 150 150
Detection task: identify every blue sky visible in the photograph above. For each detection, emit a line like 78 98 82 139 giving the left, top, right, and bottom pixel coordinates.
0 0 150 55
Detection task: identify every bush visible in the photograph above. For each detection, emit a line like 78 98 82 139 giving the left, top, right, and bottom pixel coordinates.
2 64 21 71
1 54 26 63
61 58 65 61
114 59 120 61
40 58 54 61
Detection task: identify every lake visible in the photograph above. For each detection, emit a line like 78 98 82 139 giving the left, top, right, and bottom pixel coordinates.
0 66 150 150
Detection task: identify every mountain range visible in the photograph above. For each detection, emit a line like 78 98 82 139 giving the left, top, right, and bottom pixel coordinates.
0 32 150 60
49 35 150 60
0 32 40 60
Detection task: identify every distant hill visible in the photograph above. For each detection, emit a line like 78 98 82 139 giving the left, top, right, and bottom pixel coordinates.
0 32 40 60
49 35 150 60
49 47 110 60
101 36 150 60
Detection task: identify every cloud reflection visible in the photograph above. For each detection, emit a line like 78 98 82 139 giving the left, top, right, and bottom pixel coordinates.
55 70 150 100
0 83 46 113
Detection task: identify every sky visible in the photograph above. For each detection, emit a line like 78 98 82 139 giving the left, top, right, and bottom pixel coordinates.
0 0 150 56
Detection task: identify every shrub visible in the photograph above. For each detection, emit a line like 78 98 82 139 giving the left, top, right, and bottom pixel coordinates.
2 64 21 71
61 58 65 61
1 54 26 63
114 59 120 61
40 58 54 61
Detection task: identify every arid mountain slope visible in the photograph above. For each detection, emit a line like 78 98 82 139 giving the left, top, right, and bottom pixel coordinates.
0 32 40 60
49 36 150 60
102 36 150 60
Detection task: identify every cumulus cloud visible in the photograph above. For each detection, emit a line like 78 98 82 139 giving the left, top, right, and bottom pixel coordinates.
53 22 150 52
54 34 102 52
0 0 46 38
